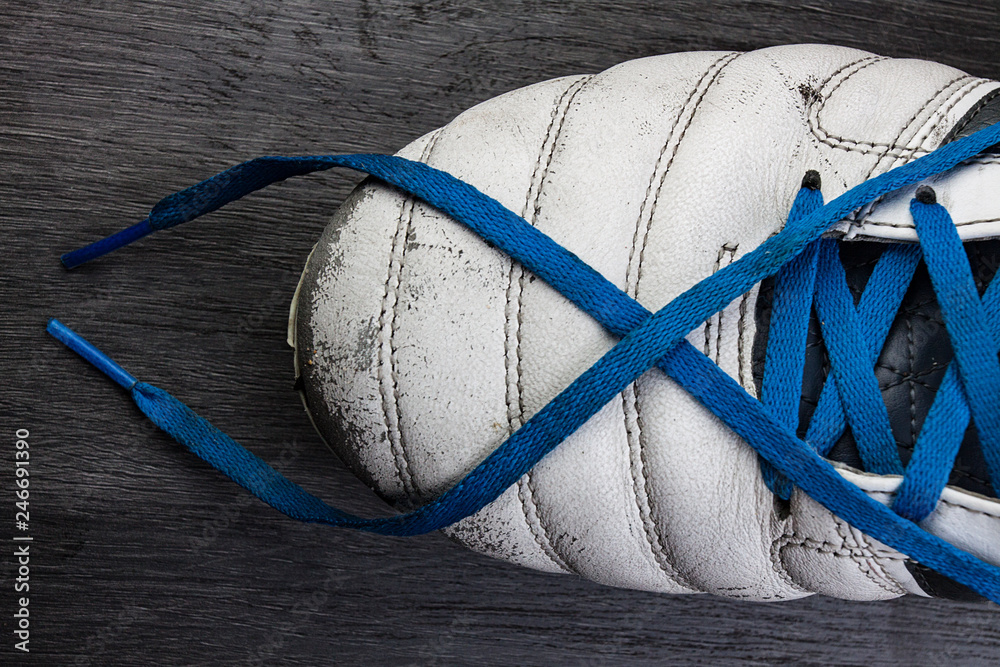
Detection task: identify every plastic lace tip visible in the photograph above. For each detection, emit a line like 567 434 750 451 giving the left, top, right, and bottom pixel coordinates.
61 218 155 269
46 319 138 390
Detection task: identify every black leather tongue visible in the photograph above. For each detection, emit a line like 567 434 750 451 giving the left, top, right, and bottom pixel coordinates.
751 90 1000 601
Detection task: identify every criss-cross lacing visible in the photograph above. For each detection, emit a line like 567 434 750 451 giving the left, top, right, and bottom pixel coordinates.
759 181 1000 525
49 119 1000 601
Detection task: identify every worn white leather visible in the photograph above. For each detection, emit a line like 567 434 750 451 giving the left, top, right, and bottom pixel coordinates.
836 155 1000 241
289 45 1000 600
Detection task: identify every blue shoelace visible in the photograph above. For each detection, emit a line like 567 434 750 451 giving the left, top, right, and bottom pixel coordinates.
50 119 1000 601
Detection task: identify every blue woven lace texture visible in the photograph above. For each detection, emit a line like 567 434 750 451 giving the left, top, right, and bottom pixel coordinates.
50 119 1000 601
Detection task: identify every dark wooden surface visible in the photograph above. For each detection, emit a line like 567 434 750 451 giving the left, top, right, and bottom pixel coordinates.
3 1 1000 664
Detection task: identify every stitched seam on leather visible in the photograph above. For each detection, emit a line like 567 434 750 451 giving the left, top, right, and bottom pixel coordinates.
911 78 990 153
808 56 955 156
631 59 737 580
768 531 812 595
812 75 967 157
867 554 908 595
858 216 1000 229
505 75 590 432
903 79 986 156
853 80 990 243
703 309 713 357
506 74 592 573
850 79 995 234
835 517 904 595
505 265 526 429
807 56 885 152
526 76 593 219
713 244 807 596
861 76 978 179
878 357 946 376
377 129 441 503
880 373 937 392
772 525 905 600
813 56 884 112
632 53 740 301
938 497 1000 519
808 55 979 158
836 517 881 591
517 474 572 573
703 245 738 362
907 308 918 447
619 54 738 593
380 202 414 498
798 57 882 193
718 246 737 365
948 85 1000 141
703 248 724 356
625 51 739 300
861 551 908 595
849 524 908 594
620 384 696 590
775 533 906 561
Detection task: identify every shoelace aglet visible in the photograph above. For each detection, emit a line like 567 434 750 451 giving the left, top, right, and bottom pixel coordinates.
61 218 155 270
46 319 137 390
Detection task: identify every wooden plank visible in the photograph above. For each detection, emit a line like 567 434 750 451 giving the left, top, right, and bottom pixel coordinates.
2 1 999 663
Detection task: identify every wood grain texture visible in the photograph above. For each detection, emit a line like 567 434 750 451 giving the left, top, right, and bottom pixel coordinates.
2 1 1000 664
